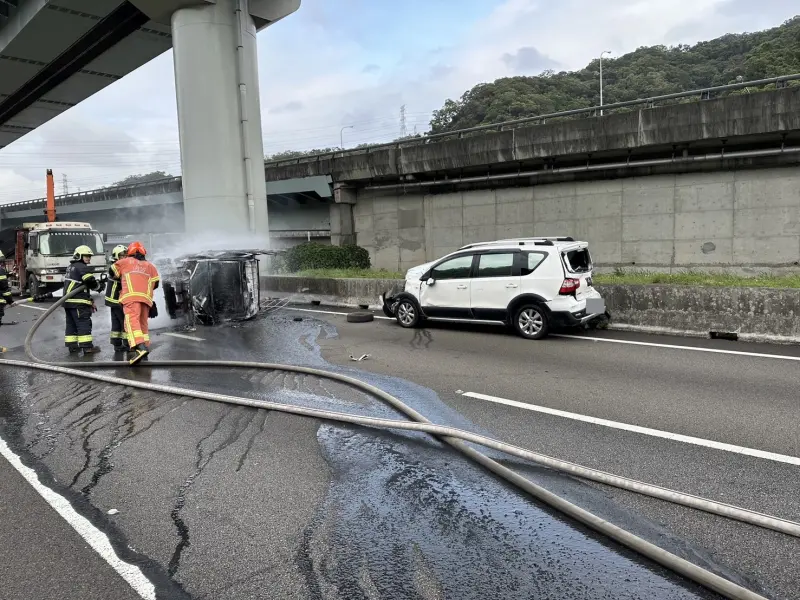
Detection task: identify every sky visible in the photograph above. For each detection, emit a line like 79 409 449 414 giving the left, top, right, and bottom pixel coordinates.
0 0 796 204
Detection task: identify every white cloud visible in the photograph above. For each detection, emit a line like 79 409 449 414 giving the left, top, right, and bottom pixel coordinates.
0 0 796 204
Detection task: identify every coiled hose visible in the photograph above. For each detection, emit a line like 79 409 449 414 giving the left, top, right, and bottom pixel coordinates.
1 286 793 600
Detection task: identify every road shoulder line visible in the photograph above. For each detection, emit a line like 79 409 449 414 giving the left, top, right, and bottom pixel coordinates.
0 436 156 599
461 391 800 466
553 334 800 361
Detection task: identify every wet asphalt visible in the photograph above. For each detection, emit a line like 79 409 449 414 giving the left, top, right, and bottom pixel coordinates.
0 299 794 599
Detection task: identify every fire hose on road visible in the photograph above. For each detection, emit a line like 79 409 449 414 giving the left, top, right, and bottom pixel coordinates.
1 286 797 600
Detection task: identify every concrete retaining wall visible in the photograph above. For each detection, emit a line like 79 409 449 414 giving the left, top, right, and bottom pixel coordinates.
354 165 800 273
261 276 800 342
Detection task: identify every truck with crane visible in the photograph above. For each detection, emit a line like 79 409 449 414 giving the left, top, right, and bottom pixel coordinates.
0 170 108 298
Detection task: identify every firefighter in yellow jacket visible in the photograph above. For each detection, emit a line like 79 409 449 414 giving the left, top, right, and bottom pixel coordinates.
0 250 12 327
104 245 128 352
64 245 101 355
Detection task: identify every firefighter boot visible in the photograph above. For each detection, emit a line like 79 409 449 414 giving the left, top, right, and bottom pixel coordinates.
129 343 149 366
82 346 102 356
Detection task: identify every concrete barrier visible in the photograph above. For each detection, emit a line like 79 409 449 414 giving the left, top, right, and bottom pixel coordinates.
261 275 404 309
261 276 800 343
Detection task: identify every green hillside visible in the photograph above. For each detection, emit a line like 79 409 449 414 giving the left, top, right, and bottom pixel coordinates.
429 16 800 133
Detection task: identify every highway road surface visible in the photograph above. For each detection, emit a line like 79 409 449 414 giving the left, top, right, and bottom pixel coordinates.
0 298 797 600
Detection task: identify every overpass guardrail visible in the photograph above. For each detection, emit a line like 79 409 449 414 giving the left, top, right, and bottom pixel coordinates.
2 73 799 213
265 73 800 165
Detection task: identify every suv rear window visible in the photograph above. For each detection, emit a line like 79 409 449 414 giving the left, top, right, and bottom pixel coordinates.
564 248 592 273
520 252 546 276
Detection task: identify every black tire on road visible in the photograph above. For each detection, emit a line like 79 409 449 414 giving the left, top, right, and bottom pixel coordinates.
347 311 374 323
395 299 420 329
27 275 40 301
513 304 549 340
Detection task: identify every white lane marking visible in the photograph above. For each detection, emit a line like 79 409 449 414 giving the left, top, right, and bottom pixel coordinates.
288 307 393 321
162 332 205 342
288 307 800 362
553 333 800 362
461 392 800 466
0 436 156 599
18 304 48 312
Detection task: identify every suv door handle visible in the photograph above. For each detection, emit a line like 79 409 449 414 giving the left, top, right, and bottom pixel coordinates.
506 284 518 288
457 284 468 289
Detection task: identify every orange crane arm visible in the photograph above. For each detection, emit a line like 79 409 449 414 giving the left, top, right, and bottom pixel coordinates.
45 169 56 222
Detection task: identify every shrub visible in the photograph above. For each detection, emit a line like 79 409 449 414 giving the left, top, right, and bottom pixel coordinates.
282 243 371 272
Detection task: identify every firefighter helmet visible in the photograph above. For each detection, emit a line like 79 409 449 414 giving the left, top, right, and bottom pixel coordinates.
73 245 94 260
127 241 147 257
111 245 127 261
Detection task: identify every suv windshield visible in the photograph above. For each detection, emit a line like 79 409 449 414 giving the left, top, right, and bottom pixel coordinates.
39 231 105 256
564 248 592 273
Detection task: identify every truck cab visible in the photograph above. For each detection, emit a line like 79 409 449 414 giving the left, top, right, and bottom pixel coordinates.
12 221 108 298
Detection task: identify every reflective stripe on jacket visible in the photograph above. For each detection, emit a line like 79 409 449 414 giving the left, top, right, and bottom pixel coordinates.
64 261 98 306
112 257 159 307
0 266 11 304
104 265 122 305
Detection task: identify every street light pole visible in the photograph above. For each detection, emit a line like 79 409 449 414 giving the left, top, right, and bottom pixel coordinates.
600 50 612 116
340 125 354 149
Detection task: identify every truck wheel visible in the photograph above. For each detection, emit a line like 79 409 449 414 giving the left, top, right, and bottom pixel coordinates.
513 304 549 340
27 276 40 300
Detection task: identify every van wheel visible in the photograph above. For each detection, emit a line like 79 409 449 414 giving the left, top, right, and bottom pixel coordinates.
395 299 420 328
514 305 549 340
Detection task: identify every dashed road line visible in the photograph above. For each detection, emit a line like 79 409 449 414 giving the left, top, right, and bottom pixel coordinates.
0 435 156 599
461 391 800 466
18 304 48 312
162 332 206 342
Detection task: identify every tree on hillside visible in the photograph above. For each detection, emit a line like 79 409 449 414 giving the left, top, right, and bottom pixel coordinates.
429 16 800 133
110 171 174 187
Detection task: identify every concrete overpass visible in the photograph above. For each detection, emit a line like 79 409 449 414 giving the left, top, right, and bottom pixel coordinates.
4 78 800 270
0 174 334 254
261 81 800 272
1 0 302 246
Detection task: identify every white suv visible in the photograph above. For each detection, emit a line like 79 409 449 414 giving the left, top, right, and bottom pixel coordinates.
382 237 609 340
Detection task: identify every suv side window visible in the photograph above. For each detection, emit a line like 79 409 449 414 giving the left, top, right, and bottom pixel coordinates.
519 251 546 276
431 255 474 280
475 253 515 278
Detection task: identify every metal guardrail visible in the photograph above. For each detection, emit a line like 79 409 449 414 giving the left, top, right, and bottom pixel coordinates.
265 73 800 166
2 73 799 211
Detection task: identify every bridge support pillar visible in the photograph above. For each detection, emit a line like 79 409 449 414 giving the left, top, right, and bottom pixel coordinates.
331 184 356 246
171 0 269 246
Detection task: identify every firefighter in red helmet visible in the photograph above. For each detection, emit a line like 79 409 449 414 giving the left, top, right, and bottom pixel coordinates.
110 241 159 365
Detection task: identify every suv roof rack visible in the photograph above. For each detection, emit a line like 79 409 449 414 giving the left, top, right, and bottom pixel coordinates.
459 237 575 250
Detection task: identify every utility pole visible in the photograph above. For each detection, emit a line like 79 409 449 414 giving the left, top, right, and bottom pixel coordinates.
61 173 69 195
400 105 407 138
600 51 612 116
340 125 354 148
